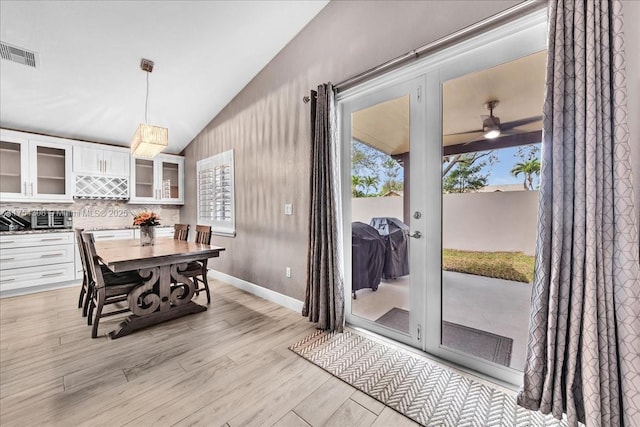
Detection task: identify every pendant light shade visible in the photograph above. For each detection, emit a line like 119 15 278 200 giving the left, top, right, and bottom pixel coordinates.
131 123 168 158
131 58 167 158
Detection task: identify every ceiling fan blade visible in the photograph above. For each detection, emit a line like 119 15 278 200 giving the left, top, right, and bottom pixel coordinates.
500 115 543 131
443 129 483 137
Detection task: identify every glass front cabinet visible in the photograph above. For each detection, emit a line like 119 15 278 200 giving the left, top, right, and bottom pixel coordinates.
0 130 73 202
130 154 184 205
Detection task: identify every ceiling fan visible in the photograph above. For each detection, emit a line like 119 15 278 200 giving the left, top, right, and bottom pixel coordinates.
447 100 542 144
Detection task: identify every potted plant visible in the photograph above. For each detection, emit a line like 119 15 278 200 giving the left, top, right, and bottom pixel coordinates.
133 211 161 246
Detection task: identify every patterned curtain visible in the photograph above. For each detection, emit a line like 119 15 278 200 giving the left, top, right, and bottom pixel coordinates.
302 83 345 332
517 1 640 426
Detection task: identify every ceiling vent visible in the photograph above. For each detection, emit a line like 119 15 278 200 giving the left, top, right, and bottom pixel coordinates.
0 42 38 68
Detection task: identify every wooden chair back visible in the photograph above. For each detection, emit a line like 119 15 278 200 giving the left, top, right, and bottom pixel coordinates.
81 232 107 290
173 224 190 241
194 225 212 245
75 228 92 283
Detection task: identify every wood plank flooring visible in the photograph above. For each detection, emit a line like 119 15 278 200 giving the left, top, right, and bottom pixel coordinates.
0 280 418 426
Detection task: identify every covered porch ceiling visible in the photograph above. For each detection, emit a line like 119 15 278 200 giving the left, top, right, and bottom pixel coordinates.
351 50 547 156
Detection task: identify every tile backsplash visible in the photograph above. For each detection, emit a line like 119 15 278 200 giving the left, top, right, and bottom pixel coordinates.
0 200 180 229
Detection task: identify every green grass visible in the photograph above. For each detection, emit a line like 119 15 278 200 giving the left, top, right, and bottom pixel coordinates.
442 249 535 283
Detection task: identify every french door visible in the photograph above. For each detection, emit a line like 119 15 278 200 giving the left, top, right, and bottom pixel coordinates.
341 76 426 349
340 10 547 386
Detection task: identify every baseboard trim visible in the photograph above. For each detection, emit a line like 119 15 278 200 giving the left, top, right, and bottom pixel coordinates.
209 270 303 313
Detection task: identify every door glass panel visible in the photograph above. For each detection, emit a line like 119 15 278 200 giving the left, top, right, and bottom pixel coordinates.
36 146 65 195
440 51 545 370
351 95 411 334
135 159 154 198
161 162 179 198
0 141 22 193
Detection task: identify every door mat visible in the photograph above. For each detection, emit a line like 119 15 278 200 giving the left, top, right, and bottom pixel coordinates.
375 308 513 367
289 329 566 427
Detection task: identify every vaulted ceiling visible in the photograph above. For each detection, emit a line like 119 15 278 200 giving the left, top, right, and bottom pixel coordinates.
0 1 328 153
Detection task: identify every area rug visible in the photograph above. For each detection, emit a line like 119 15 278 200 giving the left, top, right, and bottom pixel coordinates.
289 329 567 426
375 308 513 367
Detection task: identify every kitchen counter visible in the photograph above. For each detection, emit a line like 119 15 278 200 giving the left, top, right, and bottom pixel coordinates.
0 225 175 235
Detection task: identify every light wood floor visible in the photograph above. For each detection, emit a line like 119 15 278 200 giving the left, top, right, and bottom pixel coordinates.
0 280 418 427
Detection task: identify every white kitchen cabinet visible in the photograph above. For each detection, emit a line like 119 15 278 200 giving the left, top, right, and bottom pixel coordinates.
130 154 184 205
133 226 174 239
73 145 130 176
0 231 76 296
0 129 73 203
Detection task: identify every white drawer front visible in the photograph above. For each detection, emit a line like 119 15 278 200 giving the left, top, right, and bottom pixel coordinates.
88 229 134 240
0 232 74 248
0 245 75 270
0 263 75 292
134 227 174 239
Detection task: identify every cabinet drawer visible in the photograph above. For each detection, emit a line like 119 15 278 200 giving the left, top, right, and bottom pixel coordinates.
89 229 134 240
0 232 74 248
133 227 174 239
0 263 75 292
0 245 75 270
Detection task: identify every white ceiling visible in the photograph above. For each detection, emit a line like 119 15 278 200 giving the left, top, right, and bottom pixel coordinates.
0 1 329 154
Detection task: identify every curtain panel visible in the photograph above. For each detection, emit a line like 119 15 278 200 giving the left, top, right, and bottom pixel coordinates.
517 1 640 426
302 83 345 332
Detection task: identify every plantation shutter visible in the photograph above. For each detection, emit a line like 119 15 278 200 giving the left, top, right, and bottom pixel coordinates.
196 149 235 237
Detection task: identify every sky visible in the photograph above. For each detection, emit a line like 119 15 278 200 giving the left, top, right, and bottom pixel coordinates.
483 145 540 186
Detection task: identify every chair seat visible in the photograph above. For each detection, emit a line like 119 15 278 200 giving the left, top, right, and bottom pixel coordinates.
103 270 143 286
180 261 205 275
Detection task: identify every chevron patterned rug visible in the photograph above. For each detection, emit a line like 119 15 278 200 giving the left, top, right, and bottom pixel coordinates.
289 329 567 427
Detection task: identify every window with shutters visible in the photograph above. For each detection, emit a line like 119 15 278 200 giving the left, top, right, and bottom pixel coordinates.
196 149 235 237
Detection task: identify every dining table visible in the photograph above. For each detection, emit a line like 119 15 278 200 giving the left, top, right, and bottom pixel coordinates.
94 237 225 338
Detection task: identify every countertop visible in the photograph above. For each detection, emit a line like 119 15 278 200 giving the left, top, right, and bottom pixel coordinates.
0 225 174 235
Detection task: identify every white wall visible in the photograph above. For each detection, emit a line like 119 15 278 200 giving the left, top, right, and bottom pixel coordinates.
352 191 539 255
351 196 404 225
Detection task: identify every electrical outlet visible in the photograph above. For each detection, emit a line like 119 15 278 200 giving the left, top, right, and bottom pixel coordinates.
285 267 291 278
284 204 293 215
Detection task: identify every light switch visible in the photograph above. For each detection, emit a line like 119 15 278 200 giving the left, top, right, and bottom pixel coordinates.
284 204 293 215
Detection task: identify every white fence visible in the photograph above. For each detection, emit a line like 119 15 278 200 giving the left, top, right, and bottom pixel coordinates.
351 190 539 255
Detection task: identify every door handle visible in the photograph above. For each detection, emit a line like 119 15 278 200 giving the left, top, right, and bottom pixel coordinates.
408 231 422 239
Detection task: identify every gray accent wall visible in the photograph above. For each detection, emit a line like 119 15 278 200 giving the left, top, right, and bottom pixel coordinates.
181 0 640 301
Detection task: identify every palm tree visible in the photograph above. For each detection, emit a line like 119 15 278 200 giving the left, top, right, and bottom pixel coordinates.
362 175 379 196
351 175 365 197
510 158 541 190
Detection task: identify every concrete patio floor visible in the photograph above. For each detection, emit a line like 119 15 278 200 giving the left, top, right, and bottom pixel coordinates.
350 271 533 371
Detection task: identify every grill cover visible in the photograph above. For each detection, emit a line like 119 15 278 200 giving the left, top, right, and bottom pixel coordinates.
370 217 410 279
351 222 386 293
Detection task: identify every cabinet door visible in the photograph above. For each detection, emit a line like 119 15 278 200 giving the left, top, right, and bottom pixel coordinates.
0 134 30 201
156 156 184 204
73 146 103 174
104 150 130 176
29 139 74 201
130 157 157 203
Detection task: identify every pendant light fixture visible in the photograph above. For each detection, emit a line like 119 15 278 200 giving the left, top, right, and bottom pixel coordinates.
131 58 168 158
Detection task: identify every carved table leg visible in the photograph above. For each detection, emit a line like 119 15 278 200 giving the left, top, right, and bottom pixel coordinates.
108 263 207 339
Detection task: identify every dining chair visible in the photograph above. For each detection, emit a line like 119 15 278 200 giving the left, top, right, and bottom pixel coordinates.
81 232 144 338
75 228 117 317
179 225 213 303
173 223 190 241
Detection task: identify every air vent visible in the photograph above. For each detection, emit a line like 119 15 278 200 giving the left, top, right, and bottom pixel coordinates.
0 41 38 68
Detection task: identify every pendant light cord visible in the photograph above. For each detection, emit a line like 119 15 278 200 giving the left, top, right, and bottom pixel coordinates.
145 71 149 124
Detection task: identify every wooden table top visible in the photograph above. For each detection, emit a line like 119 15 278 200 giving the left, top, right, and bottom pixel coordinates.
94 237 225 273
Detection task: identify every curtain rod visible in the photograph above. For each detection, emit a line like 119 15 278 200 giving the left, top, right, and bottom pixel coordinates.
303 0 546 103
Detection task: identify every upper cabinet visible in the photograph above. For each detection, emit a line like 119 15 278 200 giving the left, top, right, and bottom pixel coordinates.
73 145 130 177
73 143 131 200
0 130 73 203
130 154 184 205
